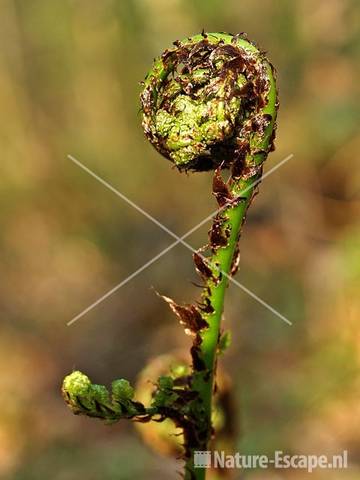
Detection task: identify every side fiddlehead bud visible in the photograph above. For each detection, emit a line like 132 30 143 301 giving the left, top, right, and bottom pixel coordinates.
62 371 148 422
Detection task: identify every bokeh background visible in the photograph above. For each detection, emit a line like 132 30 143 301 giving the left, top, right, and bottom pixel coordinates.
0 0 359 479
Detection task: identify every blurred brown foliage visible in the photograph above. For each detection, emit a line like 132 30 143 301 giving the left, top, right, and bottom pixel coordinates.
0 0 359 479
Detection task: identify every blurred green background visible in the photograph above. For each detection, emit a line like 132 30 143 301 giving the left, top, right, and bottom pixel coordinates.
0 0 359 479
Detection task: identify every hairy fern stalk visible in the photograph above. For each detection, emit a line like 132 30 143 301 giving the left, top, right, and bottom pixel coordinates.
62 32 278 480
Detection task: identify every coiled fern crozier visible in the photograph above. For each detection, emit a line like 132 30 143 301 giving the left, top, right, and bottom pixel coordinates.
62 32 278 479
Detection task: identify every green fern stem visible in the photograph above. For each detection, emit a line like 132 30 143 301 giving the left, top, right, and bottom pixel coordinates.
62 31 278 480
141 32 278 478
184 175 257 480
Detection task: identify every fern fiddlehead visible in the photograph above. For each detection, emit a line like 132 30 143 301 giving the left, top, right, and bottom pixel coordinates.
62 32 278 480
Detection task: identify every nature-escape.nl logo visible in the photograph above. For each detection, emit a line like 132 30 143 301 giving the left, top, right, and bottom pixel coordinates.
194 450 348 473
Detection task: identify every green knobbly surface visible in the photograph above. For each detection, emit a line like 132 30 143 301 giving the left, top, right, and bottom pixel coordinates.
153 74 246 166
62 371 141 420
112 379 134 401
141 32 277 172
